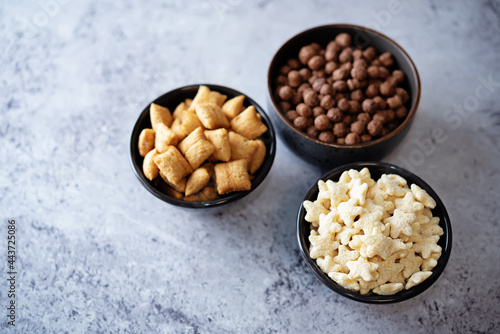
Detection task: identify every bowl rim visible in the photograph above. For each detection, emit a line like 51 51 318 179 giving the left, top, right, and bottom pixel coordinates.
129 83 277 208
296 161 452 303
267 23 421 149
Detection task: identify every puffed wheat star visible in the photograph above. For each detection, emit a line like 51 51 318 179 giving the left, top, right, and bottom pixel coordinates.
348 178 369 206
338 199 364 227
317 255 342 274
395 192 424 213
318 210 342 236
328 272 360 291
405 271 432 289
378 174 408 197
336 226 362 246
333 245 360 272
303 200 329 227
411 184 436 208
354 209 385 235
385 208 416 239
347 257 379 282
326 180 350 208
400 249 423 278
374 253 405 285
309 230 339 259
412 235 442 259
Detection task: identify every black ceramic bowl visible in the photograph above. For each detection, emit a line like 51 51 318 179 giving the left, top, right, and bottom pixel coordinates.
267 24 421 168
130 84 276 208
297 162 452 303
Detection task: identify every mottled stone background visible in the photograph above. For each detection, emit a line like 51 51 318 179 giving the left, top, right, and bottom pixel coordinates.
1 0 499 333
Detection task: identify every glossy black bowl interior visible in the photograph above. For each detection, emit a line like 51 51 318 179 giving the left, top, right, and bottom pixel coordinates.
297 162 452 303
267 24 421 168
130 84 276 208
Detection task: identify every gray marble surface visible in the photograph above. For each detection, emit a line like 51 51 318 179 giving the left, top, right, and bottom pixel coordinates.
1 0 500 333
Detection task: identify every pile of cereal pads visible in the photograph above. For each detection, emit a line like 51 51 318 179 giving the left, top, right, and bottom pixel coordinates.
303 168 443 295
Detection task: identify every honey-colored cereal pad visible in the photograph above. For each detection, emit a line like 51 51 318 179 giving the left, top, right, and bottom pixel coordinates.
139 85 268 202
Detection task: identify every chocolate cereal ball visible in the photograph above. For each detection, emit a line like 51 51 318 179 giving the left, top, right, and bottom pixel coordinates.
373 96 387 109
383 109 396 122
348 100 361 114
345 133 361 145
386 76 399 87
353 58 367 68
395 106 408 119
320 95 335 110
303 89 319 107
367 66 379 78
340 61 353 72
320 83 333 96
285 110 298 121
296 103 312 117
372 113 387 124
353 49 364 60
362 99 377 114
379 81 395 96
335 33 351 47
307 125 319 139
287 58 300 69
360 134 372 142
280 65 291 75
378 67 390 79
350 89 364 101
279 101 291 113
387 121 399 131
294 116 309 130
312 69 326 79
337 98 350 112
312 78 326 92
327 108 343 122
357 112 371 124
347 78 361 91
312 106 326 117
310 42 321 51
314 114 332 131
395 87 410 103
308 55 325 71
299 68 311 81
279 86 294 101
333 122 348 137
275 75 287 85
351 66 367 81
342 115 353 125
365 84 379 98
287 70 301 88
363 47 377 61
299 45 317 65
392 70 405 83
367 120 383 136
332 68 349 81
318 131 335 143
333 80 347 92
291 92 302 105
379 52 394 67
326 40 342 53
350 121 366 135
297 83 310 96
